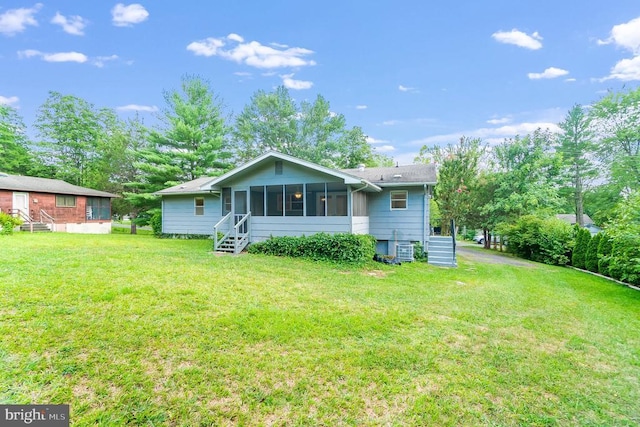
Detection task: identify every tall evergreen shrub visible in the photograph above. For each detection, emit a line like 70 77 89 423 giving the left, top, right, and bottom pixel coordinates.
597 233 613 276
571 227 591 269
584 232 601 273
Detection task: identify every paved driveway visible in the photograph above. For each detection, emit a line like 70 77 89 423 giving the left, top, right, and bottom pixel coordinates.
456 242 537 267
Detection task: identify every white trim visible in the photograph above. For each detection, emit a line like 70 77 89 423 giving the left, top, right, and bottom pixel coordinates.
390 190 408 210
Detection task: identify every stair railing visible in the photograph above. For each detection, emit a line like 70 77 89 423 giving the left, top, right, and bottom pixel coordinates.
232 212 251 254
40 209 55 231
213 212 233 252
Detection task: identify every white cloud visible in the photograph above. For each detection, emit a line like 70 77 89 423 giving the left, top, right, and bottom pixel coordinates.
51 12 87 36
112 3 149 27
93 55 119 67
0 95 19 106
234 71 252 76
366 136 388 144
382 120 400 126
565 78 577 82
116 104 158 112
597 16 640 54
280 74 313 90
492 29 543 50
527 67 569 80
398 84 418 92
375 145 396 153
356 105 368 110
600 55 640 81
486 117 511 125
18 49 88 63
0 3 42 36
187 34 316 69
410 121 561 147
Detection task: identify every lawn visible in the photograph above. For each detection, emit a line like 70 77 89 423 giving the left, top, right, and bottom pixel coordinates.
1 233 639 426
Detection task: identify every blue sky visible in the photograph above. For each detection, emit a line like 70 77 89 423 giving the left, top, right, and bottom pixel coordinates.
1 1 640 164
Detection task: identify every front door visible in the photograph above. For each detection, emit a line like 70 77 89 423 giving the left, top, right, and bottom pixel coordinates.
234 190 247 233
12 192 29 218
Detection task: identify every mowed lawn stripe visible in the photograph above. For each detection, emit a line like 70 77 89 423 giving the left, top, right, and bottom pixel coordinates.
1 233 639 426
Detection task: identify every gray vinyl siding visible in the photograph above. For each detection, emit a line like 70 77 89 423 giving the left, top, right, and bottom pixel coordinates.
162 194 221 235
367 187 426 243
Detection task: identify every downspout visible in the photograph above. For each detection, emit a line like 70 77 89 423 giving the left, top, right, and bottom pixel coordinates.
423 184 429 252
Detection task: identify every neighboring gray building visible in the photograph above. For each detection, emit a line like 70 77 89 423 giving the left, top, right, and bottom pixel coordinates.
157 151 453 263
556 214 602 235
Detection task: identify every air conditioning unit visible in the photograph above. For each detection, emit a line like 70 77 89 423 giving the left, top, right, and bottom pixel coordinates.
396 244 414 262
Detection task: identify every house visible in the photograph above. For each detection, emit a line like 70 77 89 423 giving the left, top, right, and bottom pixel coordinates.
555 213 602 235
157 151 455 265
0 173 116 233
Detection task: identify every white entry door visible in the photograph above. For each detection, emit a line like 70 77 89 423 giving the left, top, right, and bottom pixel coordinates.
12 192 29 218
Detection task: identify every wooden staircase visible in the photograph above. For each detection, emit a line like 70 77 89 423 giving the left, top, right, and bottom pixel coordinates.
213 212 251 254
20 222 52 232
427 235 457 267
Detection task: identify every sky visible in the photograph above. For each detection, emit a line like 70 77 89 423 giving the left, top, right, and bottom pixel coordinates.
2 1 640 165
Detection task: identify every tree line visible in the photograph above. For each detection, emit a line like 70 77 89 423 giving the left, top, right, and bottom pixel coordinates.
416 87 640 241
0 75 392 226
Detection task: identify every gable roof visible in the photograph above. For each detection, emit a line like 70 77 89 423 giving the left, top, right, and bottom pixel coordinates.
156 151 439 196
555 214 595 226
342 164 437 187
0 173 117 198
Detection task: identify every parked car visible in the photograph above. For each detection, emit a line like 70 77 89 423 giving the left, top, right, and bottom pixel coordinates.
473 234 485 244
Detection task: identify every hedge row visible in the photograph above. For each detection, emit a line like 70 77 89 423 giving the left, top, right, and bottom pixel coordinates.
247 233 377 264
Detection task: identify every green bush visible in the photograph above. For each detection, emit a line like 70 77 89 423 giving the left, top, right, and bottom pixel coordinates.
571 227 591 269
585 233 601 273
608 233 640 285
0 212 22 235
248 233 376 264
597 234 613 276
149 209 162 237
502 215 573 265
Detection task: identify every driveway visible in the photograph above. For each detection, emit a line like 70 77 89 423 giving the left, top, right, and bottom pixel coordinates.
456 242 537 267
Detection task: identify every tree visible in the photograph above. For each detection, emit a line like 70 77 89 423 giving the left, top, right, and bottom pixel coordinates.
125 75 230 227
0 105 36 175
415 136 484 235
232 86 388 168
590 87 640 192
34 92 115 188
557 104 597 227
484 129 563 226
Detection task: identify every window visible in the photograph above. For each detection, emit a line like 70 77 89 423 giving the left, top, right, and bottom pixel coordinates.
266 185 283 216
86 197 110 220
275 161 283 175
56 195 76 207
195 197 204 215
285 184 304 216
250 186 265 216
327 183 348 216
222 188 231 215
390 190 407 210
306 183 326 216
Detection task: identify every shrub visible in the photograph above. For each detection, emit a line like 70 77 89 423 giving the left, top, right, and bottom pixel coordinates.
149 209 162 237
571 227 591 269
0 212 22 235
502 215 573 265
585 233 601 273
597 233 613 276
248 233 376 264
608 233 640 285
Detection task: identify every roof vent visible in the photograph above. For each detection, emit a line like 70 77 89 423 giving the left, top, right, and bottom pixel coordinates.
357 164 365 172
393 174 402 179
179 185 185 189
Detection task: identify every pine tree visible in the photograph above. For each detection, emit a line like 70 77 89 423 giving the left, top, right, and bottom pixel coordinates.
597 233 613 276
572 227 591 269
585 232 601 273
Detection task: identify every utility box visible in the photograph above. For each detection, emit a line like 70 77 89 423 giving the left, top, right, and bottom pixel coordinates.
396 244 414 262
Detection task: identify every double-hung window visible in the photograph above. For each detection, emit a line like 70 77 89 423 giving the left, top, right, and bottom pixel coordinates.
390 190 407 210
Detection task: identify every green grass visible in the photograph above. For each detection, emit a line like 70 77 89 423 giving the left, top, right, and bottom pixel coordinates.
1 233 639 426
